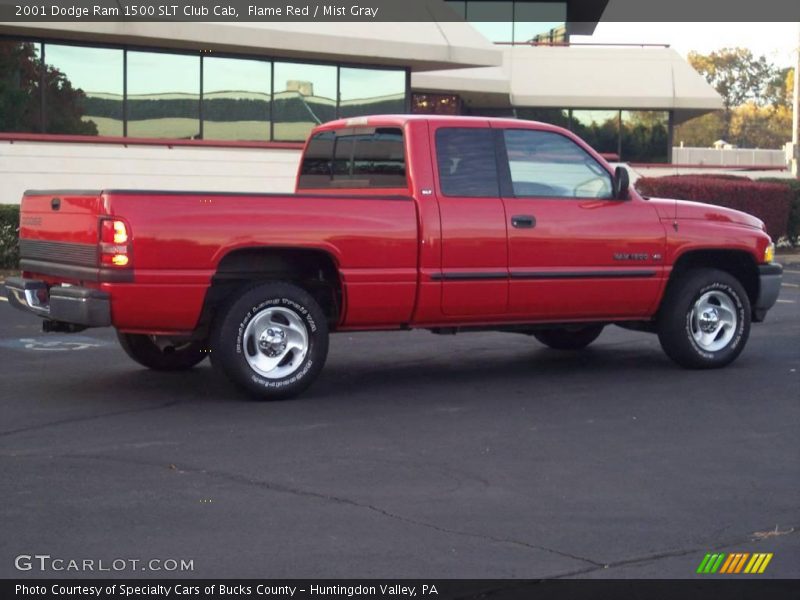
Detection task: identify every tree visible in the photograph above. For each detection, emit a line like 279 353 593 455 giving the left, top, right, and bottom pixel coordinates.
765 67 793 109
688 47 777 140
674 112 726 147
730 102 792 148
0 42 40 132
0 41 97 135
682 48 794 148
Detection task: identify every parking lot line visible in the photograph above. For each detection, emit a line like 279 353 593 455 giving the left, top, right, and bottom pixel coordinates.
783 283 799 288
777 299 796 303
0 296 7 302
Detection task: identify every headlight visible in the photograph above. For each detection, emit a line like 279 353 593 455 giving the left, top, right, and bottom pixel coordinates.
764 243 775 263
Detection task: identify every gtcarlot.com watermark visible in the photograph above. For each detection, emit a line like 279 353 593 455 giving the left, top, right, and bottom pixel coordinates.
15 554 194 573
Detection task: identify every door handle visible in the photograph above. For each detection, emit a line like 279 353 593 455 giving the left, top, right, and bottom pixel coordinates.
511 215 536 229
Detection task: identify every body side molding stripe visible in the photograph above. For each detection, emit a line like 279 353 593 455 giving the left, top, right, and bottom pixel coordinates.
432 270 657 281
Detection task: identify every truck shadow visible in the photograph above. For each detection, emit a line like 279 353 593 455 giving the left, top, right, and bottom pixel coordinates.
57 340 743 406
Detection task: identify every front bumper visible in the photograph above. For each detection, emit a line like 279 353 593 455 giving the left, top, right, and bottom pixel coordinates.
753 263 783 322
5 277 111 328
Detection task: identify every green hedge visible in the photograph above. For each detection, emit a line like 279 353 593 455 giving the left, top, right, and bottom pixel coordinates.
0 204 20 269
758 178 800 246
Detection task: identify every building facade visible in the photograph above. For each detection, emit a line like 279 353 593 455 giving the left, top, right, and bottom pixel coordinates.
0 1 722 202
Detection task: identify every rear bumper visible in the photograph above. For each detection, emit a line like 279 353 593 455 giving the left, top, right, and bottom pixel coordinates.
5 277 111 328
753 263 783 322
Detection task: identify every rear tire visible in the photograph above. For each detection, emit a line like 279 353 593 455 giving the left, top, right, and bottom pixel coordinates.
657 268 750 369
210 282 328 400
117 332 208 371
533 324 604 350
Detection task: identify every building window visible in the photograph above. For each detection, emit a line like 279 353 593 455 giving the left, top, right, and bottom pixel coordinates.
338 67 406 119
273 61 337 141
467 1 513 44
621 110 669 163
514 2 568 43
44 44 123 136
515 107 570 128
126 50 200 139
444 0 567 44
570 109 620 158
0 40 42 133
203 57 271 141
411 93 461 115
1 37 409 144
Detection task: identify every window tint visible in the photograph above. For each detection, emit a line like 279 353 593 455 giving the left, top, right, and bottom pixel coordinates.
503 129 612 199
298 127 406 189
435 128 499 198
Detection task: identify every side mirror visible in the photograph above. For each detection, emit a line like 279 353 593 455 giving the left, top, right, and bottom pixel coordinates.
612 166 630 200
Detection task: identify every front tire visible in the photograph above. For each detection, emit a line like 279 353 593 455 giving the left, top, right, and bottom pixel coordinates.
210 282 329 400
533 324 604 350
117 332 208 371
657 268 750 369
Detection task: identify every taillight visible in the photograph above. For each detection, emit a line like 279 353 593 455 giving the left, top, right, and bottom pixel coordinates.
99 218 132 268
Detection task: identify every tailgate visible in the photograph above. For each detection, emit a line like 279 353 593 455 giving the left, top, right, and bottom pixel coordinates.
19 190 108 282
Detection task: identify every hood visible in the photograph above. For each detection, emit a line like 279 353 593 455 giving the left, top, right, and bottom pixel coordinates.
645 197 765 231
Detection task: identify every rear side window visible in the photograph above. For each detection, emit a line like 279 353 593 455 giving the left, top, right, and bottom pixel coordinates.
435 128 499 198
298 127 406 189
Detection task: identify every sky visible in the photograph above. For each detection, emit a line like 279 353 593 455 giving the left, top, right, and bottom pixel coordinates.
572 22 800 68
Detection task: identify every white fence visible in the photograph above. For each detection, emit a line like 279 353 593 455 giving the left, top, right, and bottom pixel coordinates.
672 146 788 167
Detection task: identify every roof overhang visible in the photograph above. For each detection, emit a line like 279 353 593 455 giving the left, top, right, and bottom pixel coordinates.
0 20 503 72
413 46 724 121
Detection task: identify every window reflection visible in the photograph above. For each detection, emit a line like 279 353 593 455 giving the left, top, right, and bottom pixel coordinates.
443 0 567 44
516 107 570 128
339 67 406 118
514 2 568 43
621 110 669 163
44 44 123 136
467 1 513 43
127 51 200 139
2 39 408 143
273 62 337 141
570 110 620 156
0 41 42 133
203 57 271 141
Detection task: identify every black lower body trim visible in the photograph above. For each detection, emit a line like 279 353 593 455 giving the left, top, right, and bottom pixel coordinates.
20 259 133 283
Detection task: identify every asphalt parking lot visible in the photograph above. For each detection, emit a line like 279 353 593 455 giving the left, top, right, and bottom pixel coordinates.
1 263 798 580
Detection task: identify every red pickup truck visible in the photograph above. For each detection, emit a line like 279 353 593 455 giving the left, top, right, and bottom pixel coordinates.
6 115 782 400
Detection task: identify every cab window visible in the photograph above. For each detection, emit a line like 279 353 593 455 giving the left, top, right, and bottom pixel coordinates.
503 129 612 199
298 127 406 189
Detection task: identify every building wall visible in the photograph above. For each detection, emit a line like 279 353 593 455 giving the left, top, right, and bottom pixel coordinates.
0 141 303 204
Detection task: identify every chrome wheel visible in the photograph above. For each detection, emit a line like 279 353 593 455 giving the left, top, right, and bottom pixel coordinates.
242 307 309 379
689 290 738 352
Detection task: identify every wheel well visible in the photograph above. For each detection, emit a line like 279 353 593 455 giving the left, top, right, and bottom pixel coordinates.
196 247 343 336
665 249 759 308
